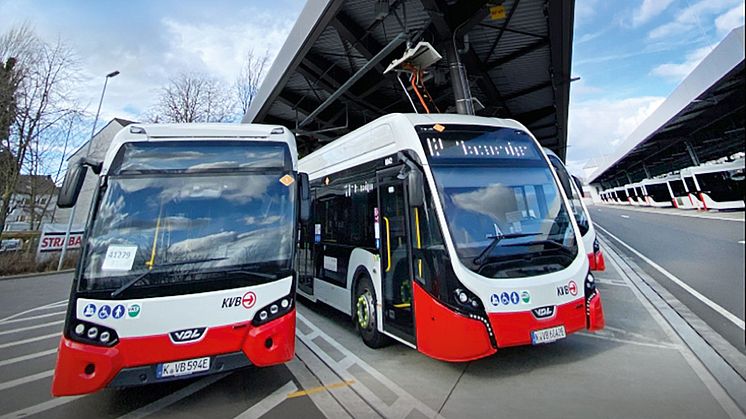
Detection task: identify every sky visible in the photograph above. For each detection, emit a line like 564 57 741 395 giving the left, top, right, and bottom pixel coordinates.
0 0 744 177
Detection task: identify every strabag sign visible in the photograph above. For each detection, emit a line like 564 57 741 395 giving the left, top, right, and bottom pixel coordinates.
37 223 84 253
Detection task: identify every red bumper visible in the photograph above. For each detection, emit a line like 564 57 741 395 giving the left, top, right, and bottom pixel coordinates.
586 292 605 331
488 298 587 348
51 310 295 396
413 282 496 362
588 251 606 271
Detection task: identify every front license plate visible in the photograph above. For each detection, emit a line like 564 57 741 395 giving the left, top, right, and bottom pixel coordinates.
156 357 211 378
531 325 566 345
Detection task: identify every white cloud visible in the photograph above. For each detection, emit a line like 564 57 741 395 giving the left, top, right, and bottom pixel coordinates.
632 0 674 27
650 44 715 81
648 0 741 40
715 3 745 34
567 96 665 167
575 0 600 26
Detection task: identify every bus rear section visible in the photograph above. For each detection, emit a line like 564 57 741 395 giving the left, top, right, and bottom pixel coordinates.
52 124 308 396
297 114 604 363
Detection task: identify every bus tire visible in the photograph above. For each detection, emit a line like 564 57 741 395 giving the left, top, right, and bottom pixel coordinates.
354 274 388 348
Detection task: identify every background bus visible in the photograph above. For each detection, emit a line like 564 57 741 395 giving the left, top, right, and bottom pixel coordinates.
296 114 604 362
544 149 605 271
681 158 745 210
52 123 309 396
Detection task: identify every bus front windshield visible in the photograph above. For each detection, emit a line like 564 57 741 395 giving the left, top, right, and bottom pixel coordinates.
79 142 296 296
418 125 578 279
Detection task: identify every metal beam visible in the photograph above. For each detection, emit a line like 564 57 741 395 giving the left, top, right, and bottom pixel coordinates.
330 12 386 73
484 38 549 71
503 80 552 101
298 32 407 128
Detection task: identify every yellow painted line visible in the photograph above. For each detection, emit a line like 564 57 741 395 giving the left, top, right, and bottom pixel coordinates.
393 303 411 309
286 380 355 399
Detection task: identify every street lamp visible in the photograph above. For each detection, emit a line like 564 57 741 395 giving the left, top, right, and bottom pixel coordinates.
57 70 119 271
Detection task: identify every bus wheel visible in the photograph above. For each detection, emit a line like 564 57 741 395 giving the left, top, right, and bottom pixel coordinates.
354 275 388 348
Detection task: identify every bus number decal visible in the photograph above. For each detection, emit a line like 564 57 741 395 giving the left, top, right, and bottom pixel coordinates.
101 245 138 271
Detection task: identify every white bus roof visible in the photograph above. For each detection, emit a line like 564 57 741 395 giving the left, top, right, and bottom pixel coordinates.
101 123 297 175
681 157 744 177
299 113 529 178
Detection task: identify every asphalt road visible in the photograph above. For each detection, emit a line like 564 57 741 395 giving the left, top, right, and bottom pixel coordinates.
0 251 744 418
589 204 745 353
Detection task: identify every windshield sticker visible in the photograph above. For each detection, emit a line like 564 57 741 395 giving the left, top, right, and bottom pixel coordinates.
112 304 126 319
279 174 295 186
101 245 138 271
521 291 531 303
433 123 445 132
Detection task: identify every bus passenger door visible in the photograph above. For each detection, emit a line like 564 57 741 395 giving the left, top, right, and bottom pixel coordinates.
377 167 415 344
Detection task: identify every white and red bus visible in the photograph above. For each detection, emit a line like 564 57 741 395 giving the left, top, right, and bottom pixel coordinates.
52 123 309 396
680 157 745 210
543 149 605 271
296 114 604 362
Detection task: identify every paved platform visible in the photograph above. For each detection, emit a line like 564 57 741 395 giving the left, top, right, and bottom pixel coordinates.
0 242 744 418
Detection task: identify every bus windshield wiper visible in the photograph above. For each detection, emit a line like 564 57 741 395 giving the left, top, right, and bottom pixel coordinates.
503 239 574 254
110 257 228 297
473 232 542 265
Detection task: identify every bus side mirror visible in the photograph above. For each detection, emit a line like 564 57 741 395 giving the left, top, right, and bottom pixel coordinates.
299 172 311 223
57 159 88 208
408 170 424 207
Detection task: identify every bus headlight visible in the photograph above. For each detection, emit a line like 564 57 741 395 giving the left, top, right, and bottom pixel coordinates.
584 271 597 300
593 238 600 253
252 294 294 326
68 320 119 347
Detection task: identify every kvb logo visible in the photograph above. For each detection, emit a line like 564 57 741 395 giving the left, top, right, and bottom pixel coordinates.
221 291 257 309
169 327 207 344
556 280 578 297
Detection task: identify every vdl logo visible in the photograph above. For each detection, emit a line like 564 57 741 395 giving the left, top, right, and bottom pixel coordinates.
169 327 207 344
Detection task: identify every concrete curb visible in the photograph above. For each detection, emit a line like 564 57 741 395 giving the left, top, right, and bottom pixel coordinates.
0 269 74 281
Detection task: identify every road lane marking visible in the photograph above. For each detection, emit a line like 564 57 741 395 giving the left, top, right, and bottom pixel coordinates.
596 224 745 330
576 332 678 350
0 320 64 336
117 373 229 419
0 311 65 325
0 348 57 368
0 300 68 323
0 395 84 419
0 369 54 391
233 381 297 419
593 205 745 222
296 312 445 419
285 356 353 419
0 332 61 349
620 215 630 219
286 380 355 398
739 241 744 244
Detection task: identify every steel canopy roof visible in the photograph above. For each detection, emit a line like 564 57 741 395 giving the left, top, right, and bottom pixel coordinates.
243 0 575 159
589 26 745 188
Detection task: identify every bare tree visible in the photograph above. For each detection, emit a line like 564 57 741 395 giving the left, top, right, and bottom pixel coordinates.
147 72 235 123
0 25 80 240
235 50 270 115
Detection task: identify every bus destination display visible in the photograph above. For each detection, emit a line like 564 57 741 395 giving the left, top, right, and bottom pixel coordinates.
417 126 540 161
